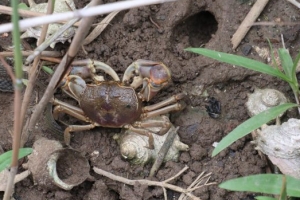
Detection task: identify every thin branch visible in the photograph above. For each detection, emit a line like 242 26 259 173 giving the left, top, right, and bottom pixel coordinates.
163 165 188 183
93 166 216 200
0 0 176 34
0 56 16 82
20 0 54 147
150 126 179 177
287 0 300 8
231 0 269 49
83 10 120 45
0 5 81 26
0 51 62 58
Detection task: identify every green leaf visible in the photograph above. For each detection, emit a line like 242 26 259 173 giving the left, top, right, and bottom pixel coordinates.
42 66 54 75
18 3 29 10
185 48 291 83
278 48 294 81
219 174 300 197
0 148 33 172
212 103 297 157
255 196 277 200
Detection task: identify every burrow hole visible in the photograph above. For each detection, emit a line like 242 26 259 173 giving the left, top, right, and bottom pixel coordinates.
172 11 218 47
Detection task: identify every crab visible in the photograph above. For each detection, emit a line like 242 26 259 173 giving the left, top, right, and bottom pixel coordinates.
51 59 186 149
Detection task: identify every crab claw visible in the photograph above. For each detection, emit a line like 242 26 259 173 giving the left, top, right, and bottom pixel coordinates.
61 75 86 101
122 59 171 101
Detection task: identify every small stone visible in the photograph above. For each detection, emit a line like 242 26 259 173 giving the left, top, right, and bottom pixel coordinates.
241 43 252 56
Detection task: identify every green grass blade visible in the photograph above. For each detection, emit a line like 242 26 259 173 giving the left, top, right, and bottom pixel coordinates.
292 50 300 76
0 148 32 172
42 66 54 75
255 196 277 200
212 103 297 157
185 48 291 83
278 48 294 80
219 174 300 197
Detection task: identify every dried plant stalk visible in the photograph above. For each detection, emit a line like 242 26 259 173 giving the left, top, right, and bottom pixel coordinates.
231 0 269 49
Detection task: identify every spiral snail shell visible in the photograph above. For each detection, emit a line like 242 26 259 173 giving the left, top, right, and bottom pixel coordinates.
245 88 288 117
114 117 189 165
253 118 300 178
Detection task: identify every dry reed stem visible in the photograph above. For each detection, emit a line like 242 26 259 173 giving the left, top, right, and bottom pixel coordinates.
20 0 54 147
0 51 62 58
231 0 269 49
287 0 300 8
0 0 176 34
0 5 81 26
83 10 120 45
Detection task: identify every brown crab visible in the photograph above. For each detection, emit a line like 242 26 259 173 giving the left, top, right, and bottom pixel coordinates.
51 59 185 149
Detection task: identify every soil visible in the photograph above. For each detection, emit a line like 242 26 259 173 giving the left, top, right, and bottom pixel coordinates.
1 0 300 199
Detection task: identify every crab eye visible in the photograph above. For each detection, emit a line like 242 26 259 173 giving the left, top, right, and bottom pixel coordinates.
126 104 131 109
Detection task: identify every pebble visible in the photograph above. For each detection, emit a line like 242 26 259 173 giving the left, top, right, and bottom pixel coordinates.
241 43 252 56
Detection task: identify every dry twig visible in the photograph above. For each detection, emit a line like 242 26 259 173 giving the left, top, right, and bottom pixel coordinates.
0 51 62 58
93 166 216 200
0 0 176 34
20 0 54 147
150 126 179 177
0 56 16 82
287 0 300 8
0 5 81 26
231 0 269 49
83 10 120 45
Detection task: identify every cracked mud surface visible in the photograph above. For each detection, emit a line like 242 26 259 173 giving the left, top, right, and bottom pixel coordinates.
1 0 300 199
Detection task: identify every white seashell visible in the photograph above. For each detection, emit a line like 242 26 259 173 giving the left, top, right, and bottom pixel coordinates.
114 117 189 165
245 88 288 117
21 0 77 48
254 118 300 178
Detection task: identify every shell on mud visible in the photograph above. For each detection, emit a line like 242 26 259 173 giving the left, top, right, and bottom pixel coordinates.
21 0 77 48
245 88 288 117
114 117 189 165
253 118 300 178
25 138 90 190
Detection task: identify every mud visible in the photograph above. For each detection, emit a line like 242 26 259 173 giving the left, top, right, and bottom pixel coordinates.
1 0 300 199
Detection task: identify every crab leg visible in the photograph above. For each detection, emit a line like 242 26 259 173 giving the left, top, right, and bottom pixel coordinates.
133 115 172 136
50 98 100 145
142 103 185 119
51 98 85 118
124 124 155 149
143 93 186 112
64 124 96 145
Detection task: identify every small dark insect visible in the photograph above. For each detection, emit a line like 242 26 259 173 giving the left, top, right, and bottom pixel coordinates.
205 97 221 118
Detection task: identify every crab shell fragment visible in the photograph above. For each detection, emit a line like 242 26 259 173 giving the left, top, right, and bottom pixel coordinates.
245 88 288 117
253 118 300 178
21 0 77 48
114 117 189 165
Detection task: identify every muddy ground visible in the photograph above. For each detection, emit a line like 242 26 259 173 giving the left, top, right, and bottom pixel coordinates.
1 0 300 199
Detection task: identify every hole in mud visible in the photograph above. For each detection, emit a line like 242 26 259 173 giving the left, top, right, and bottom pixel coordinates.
172 11 218 47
